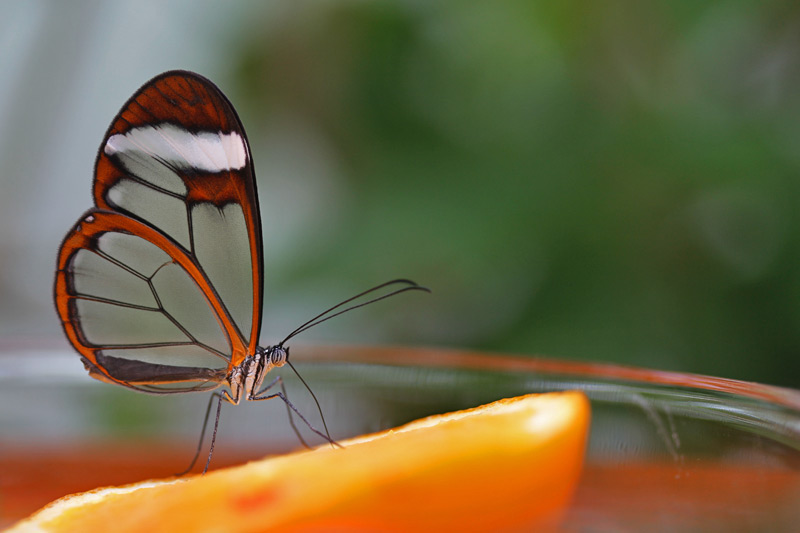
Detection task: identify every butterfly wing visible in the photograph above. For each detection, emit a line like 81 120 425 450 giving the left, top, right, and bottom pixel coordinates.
55 210 235 393
55 71 263 393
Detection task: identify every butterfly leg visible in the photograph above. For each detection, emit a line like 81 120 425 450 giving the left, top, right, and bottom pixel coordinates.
176 389 238 476
201 389 239 474
252 375 310 448
251 376 339 448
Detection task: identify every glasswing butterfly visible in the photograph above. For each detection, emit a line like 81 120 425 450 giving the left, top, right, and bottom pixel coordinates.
54 70 427 474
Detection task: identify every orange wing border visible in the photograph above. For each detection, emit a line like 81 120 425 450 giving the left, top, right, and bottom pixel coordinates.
54 209 247 393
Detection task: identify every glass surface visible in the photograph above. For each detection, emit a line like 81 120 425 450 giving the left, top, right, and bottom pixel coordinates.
1 343 799 529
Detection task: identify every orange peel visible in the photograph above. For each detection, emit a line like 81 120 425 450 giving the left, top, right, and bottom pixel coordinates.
8 391 590 533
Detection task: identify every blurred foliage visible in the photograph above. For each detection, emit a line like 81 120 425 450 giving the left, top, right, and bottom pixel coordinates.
217 1 800 387
2 1 798 389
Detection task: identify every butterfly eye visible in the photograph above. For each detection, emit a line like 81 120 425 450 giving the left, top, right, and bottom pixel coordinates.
270 346 288 367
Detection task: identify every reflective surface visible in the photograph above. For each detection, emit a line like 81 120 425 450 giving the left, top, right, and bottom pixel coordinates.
2 343 799 529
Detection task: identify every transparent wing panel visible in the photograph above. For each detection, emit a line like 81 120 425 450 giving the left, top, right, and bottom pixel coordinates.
67 228 232 371
107 178 191 248
191 202 253 341
102 345 226 370
95 231 172 277
75 299 186 346
111 148 187 194
151 262 230 355
71 249 156 308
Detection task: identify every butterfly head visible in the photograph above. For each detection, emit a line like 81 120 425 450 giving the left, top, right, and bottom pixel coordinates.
266 345 289 368
238 345 289 400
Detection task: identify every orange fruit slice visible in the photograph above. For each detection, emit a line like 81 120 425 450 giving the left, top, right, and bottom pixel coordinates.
8 391 589 533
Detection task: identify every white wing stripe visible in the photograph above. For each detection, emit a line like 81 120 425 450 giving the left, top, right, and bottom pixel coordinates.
105 124 247 172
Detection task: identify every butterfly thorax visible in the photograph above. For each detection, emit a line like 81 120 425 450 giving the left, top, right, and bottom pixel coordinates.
227 345 288 404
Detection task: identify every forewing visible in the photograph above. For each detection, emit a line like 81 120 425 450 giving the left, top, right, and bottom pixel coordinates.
92 71 263 356
55 209 242 393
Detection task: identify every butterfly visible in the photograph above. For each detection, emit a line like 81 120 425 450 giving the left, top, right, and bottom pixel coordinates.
54 70 427 473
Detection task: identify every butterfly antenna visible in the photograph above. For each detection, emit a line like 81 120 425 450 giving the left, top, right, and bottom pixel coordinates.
287 359 338 446
279 279 430 345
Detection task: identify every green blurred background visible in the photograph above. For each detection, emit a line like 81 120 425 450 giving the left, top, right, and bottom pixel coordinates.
1 1 799 387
